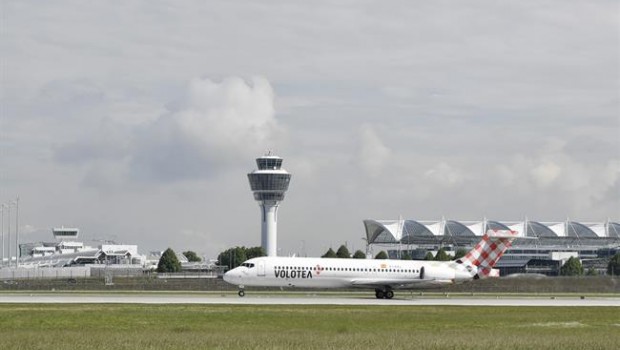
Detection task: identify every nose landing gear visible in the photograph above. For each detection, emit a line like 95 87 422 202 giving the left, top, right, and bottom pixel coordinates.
374 288 394 299
238 290 245 297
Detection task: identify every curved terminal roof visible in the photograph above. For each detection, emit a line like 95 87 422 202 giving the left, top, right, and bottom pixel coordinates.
363 219 620 246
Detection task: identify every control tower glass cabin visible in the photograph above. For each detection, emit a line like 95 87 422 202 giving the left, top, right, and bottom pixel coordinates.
247 155 291 257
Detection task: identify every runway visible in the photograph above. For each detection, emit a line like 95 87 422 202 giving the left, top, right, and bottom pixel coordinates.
1 293 619 306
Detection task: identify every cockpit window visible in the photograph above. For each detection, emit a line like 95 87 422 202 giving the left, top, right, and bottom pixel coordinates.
240 263 255 268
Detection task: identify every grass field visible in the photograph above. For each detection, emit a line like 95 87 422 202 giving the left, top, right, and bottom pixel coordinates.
0 304 618 350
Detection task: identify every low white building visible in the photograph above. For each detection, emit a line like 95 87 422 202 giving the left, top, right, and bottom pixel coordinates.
16 227 144 268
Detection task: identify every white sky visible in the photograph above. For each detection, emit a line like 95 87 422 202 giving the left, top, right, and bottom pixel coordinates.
1 0 618 259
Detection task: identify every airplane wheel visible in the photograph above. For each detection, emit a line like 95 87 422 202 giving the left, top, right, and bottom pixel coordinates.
385 290 394 299
375 290 385 299
238 290 245 297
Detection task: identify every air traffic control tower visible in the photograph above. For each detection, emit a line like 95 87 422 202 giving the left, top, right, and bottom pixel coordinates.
247 153 291 257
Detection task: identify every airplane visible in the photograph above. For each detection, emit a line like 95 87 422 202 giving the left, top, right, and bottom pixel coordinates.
223 229 518 299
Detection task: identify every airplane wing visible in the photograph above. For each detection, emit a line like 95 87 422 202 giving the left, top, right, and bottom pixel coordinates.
349 278 453 289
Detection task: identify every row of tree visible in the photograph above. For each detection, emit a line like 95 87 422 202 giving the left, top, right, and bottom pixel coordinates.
320 245 468 261
318 247 620 276
156 249 202 273
160 246 620 276
217 246 266 269
320 245 366 259
560 254 620 276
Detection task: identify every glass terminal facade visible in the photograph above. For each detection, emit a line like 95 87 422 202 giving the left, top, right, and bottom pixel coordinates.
363 219 620 275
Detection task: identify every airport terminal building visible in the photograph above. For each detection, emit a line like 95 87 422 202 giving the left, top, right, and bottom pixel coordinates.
363 219 620 275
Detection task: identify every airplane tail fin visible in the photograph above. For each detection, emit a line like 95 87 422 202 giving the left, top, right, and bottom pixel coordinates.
460 230 518 278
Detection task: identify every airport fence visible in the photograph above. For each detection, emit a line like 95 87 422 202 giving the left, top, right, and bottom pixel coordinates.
444 275 620 294
0 275 234 291
0 267 90 280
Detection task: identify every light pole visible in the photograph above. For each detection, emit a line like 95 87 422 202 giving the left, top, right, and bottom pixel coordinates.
1 204 4 266
6 202 10 267
14 197 19 268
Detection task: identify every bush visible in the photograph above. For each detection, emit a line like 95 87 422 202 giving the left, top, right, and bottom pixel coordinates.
157 248 182 273
182 251 201 262
434 248 451 261
454 248 468 260
401 251 412 260
217 246 265 269
560 256 584 276
336 245 351 258
321 248 337 258
424 252 435 261
352 250 366 259
245 247 266 260
374 251 388 259
608 253 620 276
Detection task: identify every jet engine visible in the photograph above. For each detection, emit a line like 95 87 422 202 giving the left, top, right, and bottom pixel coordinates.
420 265 456 281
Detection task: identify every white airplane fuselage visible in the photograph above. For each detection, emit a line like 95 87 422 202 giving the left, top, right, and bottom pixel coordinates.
223 256 476 290
223 230 517 298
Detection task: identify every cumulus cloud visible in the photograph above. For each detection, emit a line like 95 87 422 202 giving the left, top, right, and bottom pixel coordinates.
424 162 464 188
357 124 392 177
130 76 283 181
530 161 562 188
51 76 284 183
494 139 620 213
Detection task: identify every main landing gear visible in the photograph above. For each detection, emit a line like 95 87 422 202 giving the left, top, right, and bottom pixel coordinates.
375 288 394 299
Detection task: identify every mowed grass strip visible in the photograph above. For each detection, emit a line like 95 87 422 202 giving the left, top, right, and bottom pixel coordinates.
0 304 618 350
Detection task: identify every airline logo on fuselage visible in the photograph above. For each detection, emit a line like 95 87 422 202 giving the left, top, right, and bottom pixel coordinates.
274 268 313 279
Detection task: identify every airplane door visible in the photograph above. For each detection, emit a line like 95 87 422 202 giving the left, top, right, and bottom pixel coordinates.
257 261 265 276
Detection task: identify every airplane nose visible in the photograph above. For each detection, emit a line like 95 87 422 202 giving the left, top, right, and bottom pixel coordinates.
223 271 233 283
223 269 239 285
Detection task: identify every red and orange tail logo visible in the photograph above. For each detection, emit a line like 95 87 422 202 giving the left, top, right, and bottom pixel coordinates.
462 230 518 270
